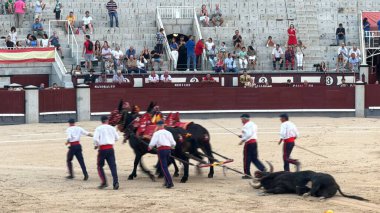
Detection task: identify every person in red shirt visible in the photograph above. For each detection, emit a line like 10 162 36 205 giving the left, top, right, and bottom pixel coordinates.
195 39 205 70
202 74 216 83
82 35 94 70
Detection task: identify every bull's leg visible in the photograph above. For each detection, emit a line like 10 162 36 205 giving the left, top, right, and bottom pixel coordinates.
310 182 322 197
128 154 141 180
139 158 155 182
172 158 180 177
265 186 288 194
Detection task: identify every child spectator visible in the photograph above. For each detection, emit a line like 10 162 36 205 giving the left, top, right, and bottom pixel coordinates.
9 26 17 44
40 33 49 47
266 36 275 48
238 46 248 71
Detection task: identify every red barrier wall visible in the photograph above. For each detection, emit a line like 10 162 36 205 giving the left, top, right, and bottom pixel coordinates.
365 85 380 108
39 89 76 113
0 91 25 113
11 74 49 87
91 87 355 112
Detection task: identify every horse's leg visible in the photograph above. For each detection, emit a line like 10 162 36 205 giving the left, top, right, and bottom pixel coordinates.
139 157 156 182
172 158 180 177
128 153 140 180
180 155 189 183
200 142 214 178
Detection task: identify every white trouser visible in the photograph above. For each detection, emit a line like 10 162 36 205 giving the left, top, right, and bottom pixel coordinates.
239 58 248 69
296 54 303 67
171 50 179 69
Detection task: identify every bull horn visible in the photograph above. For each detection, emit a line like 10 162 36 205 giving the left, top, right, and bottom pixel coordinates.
249 180 262 189
266 161 274 173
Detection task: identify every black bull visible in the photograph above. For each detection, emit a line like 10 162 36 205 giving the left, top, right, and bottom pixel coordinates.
251 170 368 201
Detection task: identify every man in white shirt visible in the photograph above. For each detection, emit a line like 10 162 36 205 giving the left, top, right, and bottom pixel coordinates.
239 114 266 179
337 43 349 60
148 120 176 188
93 116 120 190
112 70 129 84
82 11 94 34
278 113 300 172
65 118 93 180
148 70 160 83
272 44 284 70
349 45 361 63
160 70 172 83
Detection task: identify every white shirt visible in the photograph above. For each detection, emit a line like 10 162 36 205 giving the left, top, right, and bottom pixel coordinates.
66 126 89 142
41 38 49 47
160 75 172 82
272 48 283 58
93 124 119 146
82 16 93 25
148 75 159 83
137 59 146 68
280 121 299 140
349 49 361 58
337 47 348 57
149 129 176 148
241 121 258 142
112 50 123 60
9 32 17 44
205 41 214 51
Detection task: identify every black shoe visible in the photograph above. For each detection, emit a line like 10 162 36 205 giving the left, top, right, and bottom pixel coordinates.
166 184 174 189
83 174 89 181
242 175 252 179
113 182 119 190
98 183 108 189
66 175 74 179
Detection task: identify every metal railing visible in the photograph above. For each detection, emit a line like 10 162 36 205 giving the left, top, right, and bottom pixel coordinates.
359 12 367 66
68 24 80 65
54 49 68 78
156 7 173 70
157 6 194 19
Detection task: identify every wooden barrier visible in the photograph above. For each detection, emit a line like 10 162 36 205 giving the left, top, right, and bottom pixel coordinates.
39 89 76 113
365 85 380 108
0 90 25 114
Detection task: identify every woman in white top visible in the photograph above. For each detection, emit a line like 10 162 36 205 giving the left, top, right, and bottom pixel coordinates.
200 4 210 27
40 34 49 47
137 55 147 73
205 37 214 51
9 27 17 44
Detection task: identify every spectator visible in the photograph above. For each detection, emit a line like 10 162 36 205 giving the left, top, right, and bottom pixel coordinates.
141 47 151 70
82 11 94 35
96 72 108 83
348 53 359 72
337 42 348 59
5 0 14 14
50 83 60 90
202 74 216 82
49 31 63 59
34 0 45 21
15 41 22 48
39 83 45 90
207 44 218 70
53 0 63 20
112 45 123 71
272 44 284 70
14 0 26 28
336 23 346 46
219 41 228 58
214 53 224 73
224 53 238 72
185 35 196 71
363 18 370 44
113 70 128 84
156 28 165 55
82 35 94 70
106 0 118 28
160 71 172 83
84 69 97 84
151 49 163 71
40 33 49 47
349 45 361 63
238 46 248 71
303 80 309 87
286 79 292 87
101 41 113 73
9 26 17 44
169 37 179 70
266 36 275 48
200 4 210 27
148 70 159 83
137 55 147 73
30 35 39 47
25 34 32 46
232 30 243 51
287 24 297 47
126 46 136 59
5 36 14 49
195 39 205 70
177 38 187 71
205 38 214 51
94 40 102 61
247 46 256 70
336 53 347 72
32 18 45 38
71 65 82 76
339 78 347 87
211 4 223 27
65 11 76 33
127 55 138 74
240 70 252 87
320 61 327 72
284 46 295 70
296 50 303 71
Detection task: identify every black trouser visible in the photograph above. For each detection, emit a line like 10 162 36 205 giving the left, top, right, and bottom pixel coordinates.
243 142 265 176
158 149 173 186
97 148 118 185
273 57 283 69
67 144 88 177
156 44 164 54
283 142 297 171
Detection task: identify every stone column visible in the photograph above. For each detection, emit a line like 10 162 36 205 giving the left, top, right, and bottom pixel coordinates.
355 81 366 118
24 85 39 124
76 84 91 121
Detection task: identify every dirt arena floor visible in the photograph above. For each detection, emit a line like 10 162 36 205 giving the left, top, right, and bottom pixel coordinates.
0 117 379 213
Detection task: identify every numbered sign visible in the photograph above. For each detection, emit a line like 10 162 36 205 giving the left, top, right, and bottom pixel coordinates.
258 77 268 84
325 76 334 86
190 77 199 83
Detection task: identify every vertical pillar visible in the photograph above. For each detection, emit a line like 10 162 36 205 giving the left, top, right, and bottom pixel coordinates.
360 65 369 83
355 81 366 118
24 85 39 124
76 84 91 121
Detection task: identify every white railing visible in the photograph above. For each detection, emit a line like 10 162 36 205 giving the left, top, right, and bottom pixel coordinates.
68 24 80 65
54 49 68 77
359 12 367 66
156 8 173 70
157 6 194 19
192 7 207 70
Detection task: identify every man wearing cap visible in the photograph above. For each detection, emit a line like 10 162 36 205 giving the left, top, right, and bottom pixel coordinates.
239 114 266 179
148 120 176 188
93 116 120 190
278 114 301 172
65 118 93 180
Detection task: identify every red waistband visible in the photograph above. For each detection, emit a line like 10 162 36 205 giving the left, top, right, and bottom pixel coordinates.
70 141 80 146
245 139 257 144
158 146 172 151
284 137 296 143
99 145 113 150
